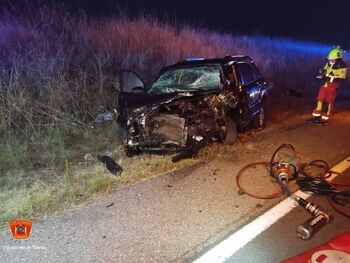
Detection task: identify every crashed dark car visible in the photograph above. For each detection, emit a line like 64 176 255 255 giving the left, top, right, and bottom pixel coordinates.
117 56 268 160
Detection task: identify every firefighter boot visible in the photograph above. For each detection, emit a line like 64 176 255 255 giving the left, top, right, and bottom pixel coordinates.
305 117 321 124
315 118 328 126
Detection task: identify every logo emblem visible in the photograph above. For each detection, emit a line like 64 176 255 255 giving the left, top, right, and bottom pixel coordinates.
9 220 33 240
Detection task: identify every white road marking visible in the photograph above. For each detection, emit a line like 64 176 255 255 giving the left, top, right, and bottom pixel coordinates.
327 156 350 180
193 156 350 263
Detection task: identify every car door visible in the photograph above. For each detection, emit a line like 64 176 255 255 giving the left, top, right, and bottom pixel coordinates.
118 70 147 121
235 62 265 125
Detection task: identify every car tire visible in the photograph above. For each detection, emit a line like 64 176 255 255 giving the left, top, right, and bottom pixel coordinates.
124 145 140 157
252 103 266 130
224 116 238 145
121 128 141 157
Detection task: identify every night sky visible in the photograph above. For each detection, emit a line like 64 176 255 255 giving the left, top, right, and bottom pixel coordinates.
3 0 350 47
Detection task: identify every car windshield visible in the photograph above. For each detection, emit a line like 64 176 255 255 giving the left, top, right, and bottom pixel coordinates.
148 64 223 94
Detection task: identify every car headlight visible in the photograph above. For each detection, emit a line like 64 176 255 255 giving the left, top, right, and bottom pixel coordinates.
140 115 146 126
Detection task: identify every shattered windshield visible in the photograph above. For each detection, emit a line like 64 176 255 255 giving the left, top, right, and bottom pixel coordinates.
148 64 223 94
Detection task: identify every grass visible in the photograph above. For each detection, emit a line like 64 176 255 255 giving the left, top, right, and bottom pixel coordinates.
0 121 199 227
0 127 69 173
0 153 199 227
1 4 350 227
0 166 116 225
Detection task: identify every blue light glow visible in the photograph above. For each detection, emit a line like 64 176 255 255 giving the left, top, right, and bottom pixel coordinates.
185 57 205 61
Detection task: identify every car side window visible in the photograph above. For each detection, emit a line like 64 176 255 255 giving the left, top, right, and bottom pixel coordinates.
237 63 255 84
250 63 263 80
223 65 238 88
121 70 145 93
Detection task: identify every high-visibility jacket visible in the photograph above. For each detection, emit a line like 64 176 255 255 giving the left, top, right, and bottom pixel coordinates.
323 59 347 85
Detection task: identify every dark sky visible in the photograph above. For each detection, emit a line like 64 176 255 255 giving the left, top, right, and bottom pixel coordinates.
3 0 350 46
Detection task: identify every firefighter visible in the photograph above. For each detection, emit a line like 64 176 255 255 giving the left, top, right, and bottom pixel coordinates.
309 46 347 124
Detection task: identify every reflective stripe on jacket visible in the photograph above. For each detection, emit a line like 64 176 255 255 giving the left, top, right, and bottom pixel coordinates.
323 59 347 83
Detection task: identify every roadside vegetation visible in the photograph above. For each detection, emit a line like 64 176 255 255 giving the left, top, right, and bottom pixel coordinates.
1 4 349 226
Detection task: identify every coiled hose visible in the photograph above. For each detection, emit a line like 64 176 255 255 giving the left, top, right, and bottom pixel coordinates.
236 144 350 218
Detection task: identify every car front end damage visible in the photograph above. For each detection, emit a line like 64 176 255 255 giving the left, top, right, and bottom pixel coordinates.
118 56 268 159
123 92 238 157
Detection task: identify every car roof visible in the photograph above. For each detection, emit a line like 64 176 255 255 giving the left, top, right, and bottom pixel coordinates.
171 55 254 68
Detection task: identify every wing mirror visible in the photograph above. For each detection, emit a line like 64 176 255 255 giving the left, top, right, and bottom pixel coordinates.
132 86 145 95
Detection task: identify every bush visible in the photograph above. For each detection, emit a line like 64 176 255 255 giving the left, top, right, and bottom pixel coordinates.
0 4 347 133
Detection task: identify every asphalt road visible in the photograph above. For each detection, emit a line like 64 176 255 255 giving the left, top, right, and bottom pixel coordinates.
227 179 350 263
1 110 350 263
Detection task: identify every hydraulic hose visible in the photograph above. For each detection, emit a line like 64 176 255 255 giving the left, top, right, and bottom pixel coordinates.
235 144 350 218
235 161 284 199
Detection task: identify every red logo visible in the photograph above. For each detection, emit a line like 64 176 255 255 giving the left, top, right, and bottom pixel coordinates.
9 220 33 240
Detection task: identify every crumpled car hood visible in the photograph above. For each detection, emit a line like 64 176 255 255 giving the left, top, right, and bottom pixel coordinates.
127 90 219 120
127 93 178 109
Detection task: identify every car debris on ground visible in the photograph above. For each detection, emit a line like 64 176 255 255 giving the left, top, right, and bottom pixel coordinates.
98 155 123 175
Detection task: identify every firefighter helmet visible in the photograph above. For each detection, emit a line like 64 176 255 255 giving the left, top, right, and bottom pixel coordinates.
327 46 343 60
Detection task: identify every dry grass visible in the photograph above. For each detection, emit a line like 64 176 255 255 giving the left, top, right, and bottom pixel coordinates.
1 5 347 132
0 155 198 227
0 166 115 226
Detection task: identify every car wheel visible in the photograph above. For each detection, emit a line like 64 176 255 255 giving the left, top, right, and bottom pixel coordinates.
252 103 266 130
121 129 141 157
124 145 140 157
224 116 238 145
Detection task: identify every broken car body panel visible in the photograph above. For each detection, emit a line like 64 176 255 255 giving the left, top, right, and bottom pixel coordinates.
117 56 268 157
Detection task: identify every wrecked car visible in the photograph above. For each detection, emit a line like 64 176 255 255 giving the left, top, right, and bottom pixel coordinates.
117 56 268 160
